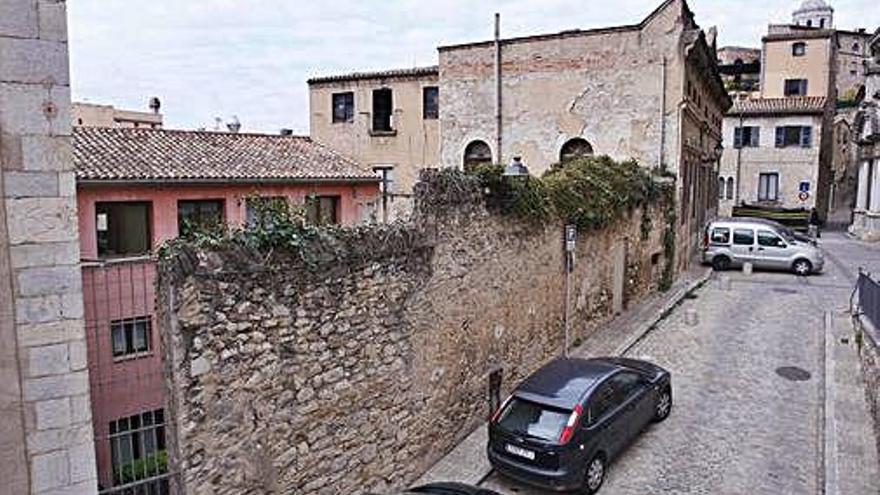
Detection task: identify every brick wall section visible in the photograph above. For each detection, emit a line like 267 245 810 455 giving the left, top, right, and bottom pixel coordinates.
157 175 670 494
0 1 98 493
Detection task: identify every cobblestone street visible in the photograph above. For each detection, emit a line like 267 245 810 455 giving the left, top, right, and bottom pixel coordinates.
481 232 879 495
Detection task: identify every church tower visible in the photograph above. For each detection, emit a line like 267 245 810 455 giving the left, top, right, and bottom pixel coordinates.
792 0 834 29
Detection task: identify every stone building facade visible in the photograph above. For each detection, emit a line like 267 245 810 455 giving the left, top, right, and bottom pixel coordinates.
850 31 880 240
719 97 830 214
0 0 98 493
717 46 762 97
437 0 729 269
308 67 440 221
157 171 674 495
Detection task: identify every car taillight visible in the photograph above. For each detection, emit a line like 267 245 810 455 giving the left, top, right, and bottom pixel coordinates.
558 404 583 445
491 395 512 423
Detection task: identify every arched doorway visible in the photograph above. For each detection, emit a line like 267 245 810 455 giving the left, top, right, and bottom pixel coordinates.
463 140 493 171
559 138 594 163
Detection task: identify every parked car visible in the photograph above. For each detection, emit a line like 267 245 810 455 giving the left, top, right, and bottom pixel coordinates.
702 217 824 276
487 357 672 494
392 482 502 495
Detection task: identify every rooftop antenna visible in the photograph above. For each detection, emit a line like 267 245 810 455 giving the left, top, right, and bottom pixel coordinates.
148 96 161 114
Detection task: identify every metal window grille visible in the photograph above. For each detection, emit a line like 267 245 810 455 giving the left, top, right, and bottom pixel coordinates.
83 259 179 494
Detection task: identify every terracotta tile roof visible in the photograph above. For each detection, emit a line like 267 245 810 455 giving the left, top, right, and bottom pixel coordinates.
728 97 828 116
74 127 378 183
307 66 438 85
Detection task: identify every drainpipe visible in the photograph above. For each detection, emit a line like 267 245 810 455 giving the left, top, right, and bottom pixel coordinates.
494 13 502 164
735 113 743 205
659 57 668 171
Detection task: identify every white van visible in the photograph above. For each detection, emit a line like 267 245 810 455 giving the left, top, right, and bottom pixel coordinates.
702 218 824 276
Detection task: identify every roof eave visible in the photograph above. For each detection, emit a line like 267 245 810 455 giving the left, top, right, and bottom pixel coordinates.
76 177 381 186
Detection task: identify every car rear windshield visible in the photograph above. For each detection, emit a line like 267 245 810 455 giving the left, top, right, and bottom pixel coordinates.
497 398 570 442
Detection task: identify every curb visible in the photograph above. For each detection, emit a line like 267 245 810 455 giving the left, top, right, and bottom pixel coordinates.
615 267 713 357
823 310 837 495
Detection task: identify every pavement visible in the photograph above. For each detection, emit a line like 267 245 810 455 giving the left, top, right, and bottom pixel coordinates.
415 231 880 495
415 264 711 488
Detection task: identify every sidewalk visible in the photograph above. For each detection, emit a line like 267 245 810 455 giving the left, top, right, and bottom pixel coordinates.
415 265 712 487
826 312 880 495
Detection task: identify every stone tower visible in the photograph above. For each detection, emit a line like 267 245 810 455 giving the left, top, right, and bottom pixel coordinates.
792 0 834 29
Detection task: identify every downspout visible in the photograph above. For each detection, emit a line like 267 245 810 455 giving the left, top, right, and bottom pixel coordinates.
735 113 743 205
495 13 502 165
659 57 668 171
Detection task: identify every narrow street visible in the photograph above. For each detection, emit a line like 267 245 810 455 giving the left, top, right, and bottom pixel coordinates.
481 231 879 495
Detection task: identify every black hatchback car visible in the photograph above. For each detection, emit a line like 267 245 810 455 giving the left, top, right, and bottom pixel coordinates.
487 357 672 493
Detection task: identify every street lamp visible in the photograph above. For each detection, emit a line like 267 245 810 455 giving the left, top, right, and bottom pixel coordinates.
503 156 530 177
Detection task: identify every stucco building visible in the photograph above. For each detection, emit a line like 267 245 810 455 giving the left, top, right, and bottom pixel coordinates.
308 67 440 220
718 1 875 220
73 127 379 492
851 31 880 240
438 0 730 267
73 100 164 129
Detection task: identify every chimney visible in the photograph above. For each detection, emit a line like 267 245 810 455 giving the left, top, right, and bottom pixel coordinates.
280 128 293 136
226 116 241 133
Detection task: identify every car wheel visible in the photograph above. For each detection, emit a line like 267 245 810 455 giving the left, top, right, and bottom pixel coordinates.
583 454 606 494
792 259 812 276
653 387 672 422
711 256 731 272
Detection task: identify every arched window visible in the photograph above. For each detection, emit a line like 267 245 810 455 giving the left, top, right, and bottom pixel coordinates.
726 177 735 200
559 138 594 163
718 177 726 200
853 43 860 52
463 140 493 171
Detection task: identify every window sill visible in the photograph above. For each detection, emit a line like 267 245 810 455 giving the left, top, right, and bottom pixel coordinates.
82 254 154 267
113 351 153 363
369 130 397 137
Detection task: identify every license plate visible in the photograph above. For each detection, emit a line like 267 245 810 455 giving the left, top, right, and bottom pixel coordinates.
505 444 535 460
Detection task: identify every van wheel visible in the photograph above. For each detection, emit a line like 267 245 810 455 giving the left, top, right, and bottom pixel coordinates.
792 259 812 276
583 454 606 494
712 256 731 271
653 387 672 422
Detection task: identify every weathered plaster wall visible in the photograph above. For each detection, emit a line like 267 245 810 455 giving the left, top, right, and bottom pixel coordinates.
309 73 441 220
0 0 98 493
719 113 825 215
158 174 671 495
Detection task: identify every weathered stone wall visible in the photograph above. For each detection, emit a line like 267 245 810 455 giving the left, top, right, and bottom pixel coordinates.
858 318 880 461
158 174 670 495
0 0 98 493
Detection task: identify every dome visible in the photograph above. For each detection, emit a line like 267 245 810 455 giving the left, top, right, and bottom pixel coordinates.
794 0 832 14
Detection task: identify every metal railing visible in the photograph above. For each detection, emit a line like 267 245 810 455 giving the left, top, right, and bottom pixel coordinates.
857 270 880 333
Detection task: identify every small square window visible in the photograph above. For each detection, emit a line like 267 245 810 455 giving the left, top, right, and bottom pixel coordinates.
332 92 354 123
792 42 806 57
178 200 224 238
305 196 340 226
111 317 152 359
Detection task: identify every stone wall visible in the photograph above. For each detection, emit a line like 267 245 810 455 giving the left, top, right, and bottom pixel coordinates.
0 0 98 493
158 173 671 495
858 317 880 461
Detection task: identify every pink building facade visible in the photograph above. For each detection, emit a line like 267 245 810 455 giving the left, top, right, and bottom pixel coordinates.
74 127 379 493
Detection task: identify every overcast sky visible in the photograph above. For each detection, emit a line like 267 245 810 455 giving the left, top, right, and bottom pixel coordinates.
68 1 878 134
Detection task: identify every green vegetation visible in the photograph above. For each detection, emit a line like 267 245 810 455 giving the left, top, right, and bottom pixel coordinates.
114 450 168 485
470 156 672 233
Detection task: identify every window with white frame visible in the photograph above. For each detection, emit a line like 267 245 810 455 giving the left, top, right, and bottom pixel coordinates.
758 173 780 201
111 317 151 359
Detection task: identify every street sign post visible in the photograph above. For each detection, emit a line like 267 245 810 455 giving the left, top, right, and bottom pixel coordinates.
563 225 576 356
